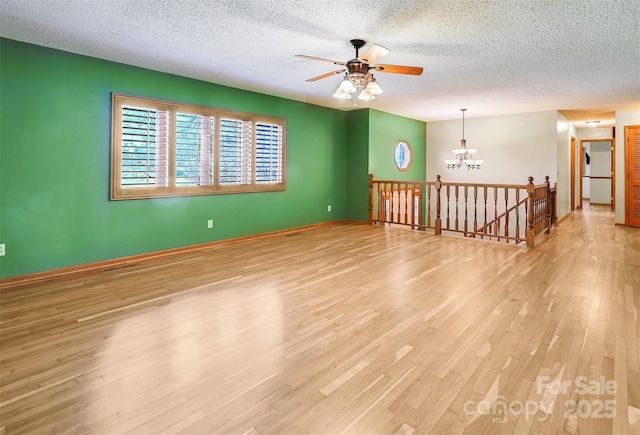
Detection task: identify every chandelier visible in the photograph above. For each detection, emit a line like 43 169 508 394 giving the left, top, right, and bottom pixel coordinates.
444 108 483 169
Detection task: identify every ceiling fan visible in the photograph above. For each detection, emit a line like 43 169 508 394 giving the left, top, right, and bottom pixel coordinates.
296 39 424 101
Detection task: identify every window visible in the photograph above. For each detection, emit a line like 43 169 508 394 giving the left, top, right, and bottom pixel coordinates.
394 141 411 171
111 94 285 200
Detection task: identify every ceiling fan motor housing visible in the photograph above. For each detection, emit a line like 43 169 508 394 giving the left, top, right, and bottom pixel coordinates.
346 61 369 86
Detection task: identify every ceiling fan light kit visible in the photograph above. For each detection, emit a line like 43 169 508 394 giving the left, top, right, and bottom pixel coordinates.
338 75 357 93
332 89 351 99
296 39 423 102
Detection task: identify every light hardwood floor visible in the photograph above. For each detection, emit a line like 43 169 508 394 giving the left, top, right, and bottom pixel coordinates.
1 204 639 434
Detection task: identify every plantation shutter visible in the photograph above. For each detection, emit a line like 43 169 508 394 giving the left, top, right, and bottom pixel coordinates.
112 94 285 199
255 122 283 183
219 118 252 185
176 113 215 186
121 106 169 187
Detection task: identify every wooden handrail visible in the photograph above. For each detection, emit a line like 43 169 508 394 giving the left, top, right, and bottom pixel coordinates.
475 196 529 236
371 178 525 189
369 174 557 248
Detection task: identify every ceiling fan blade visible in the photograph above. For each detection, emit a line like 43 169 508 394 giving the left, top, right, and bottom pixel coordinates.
357 44 390 64
306 69 345 82
372 64 424 75
295 55 346 66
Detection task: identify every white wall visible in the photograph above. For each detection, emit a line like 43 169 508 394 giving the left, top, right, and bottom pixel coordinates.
557 112 578 219
578 127 614 141
426 111 558 186
615 109 640 224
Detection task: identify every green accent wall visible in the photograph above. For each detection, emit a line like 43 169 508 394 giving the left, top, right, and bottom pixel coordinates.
344 109 426 222
0 38 347 279
368 109 426 181
345 110 370 222
0 39 426 279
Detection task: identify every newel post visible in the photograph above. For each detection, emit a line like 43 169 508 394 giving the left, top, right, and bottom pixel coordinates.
435 175 442 235
544 176 551 234
526 176 535 248
368 174 375 225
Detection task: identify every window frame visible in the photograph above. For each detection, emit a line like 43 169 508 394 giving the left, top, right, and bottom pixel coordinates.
111 93 286 200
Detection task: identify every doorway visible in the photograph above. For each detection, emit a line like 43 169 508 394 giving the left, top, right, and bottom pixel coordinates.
626 125 640 227
571 136 576 211
580 138 614 210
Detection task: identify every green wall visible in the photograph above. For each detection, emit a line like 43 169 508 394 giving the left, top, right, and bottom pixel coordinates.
345 110 370 222
368 109 426 181
344 109 426 222
0 39 427 279
0 39 347 278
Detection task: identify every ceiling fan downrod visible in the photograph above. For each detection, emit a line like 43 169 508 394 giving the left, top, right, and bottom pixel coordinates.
350 39 366 58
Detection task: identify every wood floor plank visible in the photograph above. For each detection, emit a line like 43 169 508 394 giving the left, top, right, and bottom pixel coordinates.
1 204 638 434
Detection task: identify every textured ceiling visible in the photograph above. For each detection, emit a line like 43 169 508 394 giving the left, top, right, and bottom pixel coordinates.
1 0 639 127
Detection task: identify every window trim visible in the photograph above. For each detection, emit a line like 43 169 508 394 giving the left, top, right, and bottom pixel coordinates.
111 93 286 200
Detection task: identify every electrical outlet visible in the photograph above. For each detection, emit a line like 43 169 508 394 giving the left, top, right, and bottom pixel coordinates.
207 219 214 229
328 205 332 212
0 244 5 257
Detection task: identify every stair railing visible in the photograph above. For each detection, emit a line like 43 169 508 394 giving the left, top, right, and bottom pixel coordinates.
369 174 557 248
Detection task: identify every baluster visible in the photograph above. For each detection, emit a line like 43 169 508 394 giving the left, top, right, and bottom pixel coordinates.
494 189 500 239
417 185 423 228
387 182 392 222
464 185 469 234
473 186 478 233
369 174 374 224
427 184 432 228
384 182 390 222
399 182 403 223
503 188 508 242
391 182 396 223
407 184 412 227
544 176 551 234
397 182 402 223
455 186 459 232
415 184 421 229
404 183 410 225
380 182 384 222
384 182 388 222
537 186 543 234
482 186 488 239
404 183 411 224
377 182 382 222
435 175 442 235
391 183 400 223
398 183 403 224
409 183 414 228
446 185 451 230
515 189 520 240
